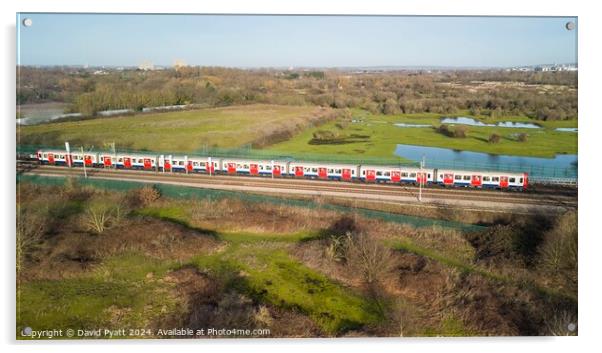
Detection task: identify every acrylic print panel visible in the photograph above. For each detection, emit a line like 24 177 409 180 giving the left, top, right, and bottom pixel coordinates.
16 13 578 339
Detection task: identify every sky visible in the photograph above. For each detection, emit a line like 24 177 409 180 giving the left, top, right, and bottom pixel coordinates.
16 14 578 68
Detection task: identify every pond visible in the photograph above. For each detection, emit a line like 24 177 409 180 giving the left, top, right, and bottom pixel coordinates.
440 117 541 129
394 123 432 128
556 127 578 132
394 143 577 180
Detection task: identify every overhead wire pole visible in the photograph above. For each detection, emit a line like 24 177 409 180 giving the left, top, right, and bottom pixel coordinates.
419 155 425 202
81 146 88 179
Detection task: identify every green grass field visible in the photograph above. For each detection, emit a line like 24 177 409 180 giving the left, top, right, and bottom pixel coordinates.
17 104 327 153
18 104 577 159
265 109 577 158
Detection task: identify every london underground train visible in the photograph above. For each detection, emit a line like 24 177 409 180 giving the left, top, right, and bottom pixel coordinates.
35 148 528 190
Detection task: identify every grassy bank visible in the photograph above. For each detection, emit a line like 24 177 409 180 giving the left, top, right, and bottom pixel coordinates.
17 104 331 153
266 110 577 158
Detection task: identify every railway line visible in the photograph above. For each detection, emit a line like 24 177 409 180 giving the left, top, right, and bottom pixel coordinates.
17 161 577 213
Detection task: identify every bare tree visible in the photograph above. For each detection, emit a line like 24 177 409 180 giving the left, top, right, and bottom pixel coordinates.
83 200 114 234
16 207 48 274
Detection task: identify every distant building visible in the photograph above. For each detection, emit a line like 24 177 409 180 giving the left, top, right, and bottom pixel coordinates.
138 60 155 71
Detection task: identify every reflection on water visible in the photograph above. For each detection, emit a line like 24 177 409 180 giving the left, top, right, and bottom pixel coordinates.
556 127 578 132
394 123 432 128
440 117 541 129
394 143 577 179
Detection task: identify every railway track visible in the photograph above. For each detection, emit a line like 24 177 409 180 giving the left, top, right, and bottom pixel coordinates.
17 161 577 212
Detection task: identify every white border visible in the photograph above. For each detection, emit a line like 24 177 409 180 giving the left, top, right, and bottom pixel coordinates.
3 1 600 353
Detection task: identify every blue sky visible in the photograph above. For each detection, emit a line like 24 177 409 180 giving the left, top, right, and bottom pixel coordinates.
17 14 577 67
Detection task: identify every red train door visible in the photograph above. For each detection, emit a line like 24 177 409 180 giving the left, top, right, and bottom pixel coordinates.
342 168 352 181
417 172 427 184
391 171 401 182
443 173 454 185
208 162 214 174
471 175 482 187
124 157 132 168
143 158 152 170
523 174 529 189
227 163 236 174
273 165 281 177
295 166 304 177
186 161 193 172
48 153 55 164
104 156 112 167
250 164 258 175
84 155 92 166
318 167 328 179
366 170 376 182
500 176 509 188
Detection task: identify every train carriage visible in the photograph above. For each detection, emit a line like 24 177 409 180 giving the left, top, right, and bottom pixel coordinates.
221 158 289 177
435 169 528 189
359 165 434 184
113 153 157 170
37 150 71 166
288 161 359 181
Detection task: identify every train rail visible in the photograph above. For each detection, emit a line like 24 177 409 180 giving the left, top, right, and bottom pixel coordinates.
17 161 577 213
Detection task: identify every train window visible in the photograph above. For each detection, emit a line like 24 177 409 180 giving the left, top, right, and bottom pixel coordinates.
352 170 355 175
193 162 199 166
410 173 416 178
266 165 272 171
492 177 500 182
43 153 47 158
483 176 490 182
463 175 471 181
118 158 123 162
362 170 365 176
509 177 516 183
376 171 382 176
428 174 431 178
519 178 523 183
200 162 206 167
454 175 462 180
439 174 443 179
384 171 390 176
328 169 334 173
178 161 184 166
305 167 310 173
402 172 408 177
312 168 318 173
336 169 341 174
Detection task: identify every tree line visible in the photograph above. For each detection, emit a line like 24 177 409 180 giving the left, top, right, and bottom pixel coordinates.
17 66 577 120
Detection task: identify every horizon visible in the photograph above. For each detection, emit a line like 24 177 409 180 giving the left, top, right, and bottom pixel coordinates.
17 14 578 68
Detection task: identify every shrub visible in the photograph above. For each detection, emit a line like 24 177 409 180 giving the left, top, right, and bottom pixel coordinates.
518 133 529 142
126 185 161 208
488 133 501 144
453 125 468 138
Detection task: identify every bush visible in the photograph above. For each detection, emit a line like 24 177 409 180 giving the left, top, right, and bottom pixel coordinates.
538 211 577 290
437 124 452 137
126 185 161 208
488 133 501 144
453 125 468 138
517 133 528 142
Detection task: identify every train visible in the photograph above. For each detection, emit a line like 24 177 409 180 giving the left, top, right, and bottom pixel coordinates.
34 148 529 190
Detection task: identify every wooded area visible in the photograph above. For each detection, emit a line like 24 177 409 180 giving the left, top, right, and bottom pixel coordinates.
17 66 577 121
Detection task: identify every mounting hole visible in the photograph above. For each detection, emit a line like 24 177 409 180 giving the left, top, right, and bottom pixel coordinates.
22 18 33 27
